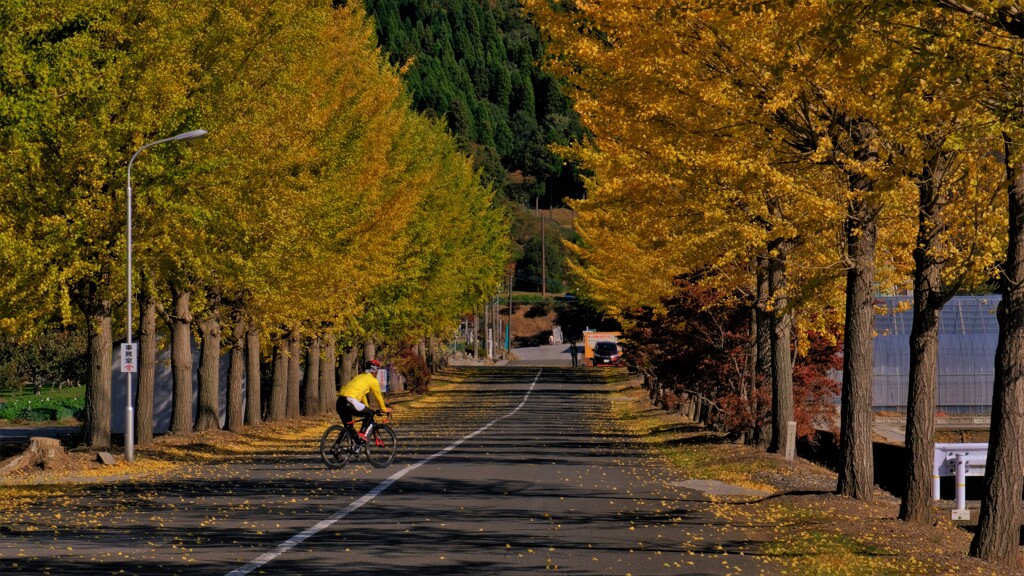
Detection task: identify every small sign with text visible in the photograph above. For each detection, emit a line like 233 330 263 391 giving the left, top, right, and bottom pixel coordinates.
121 343 137 373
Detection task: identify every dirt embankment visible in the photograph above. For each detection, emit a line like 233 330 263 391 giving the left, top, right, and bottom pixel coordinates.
505 303 557 347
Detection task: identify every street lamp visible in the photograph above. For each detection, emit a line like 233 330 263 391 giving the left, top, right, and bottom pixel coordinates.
124 129 207 463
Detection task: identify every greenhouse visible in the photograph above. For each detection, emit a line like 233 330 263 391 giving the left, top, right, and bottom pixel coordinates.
873 295 998 414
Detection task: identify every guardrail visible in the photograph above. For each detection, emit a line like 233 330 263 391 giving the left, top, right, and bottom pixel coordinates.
933 442 987 520
875 414 991 428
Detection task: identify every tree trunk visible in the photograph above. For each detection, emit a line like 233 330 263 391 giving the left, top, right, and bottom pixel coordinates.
78 289 112 449
837 198 878 501
286 329 301 419
0 437 66 475
741 306 754 445
438 340 449 369
428 336 437 372
495 300 503 351
752 259 772 447
226 317 247 433
136 278 157 447
364 340 376 365
303 336 321 416
391 364 404 393
900 147 953 523
168 284 193 436
472 314 479 358
485 304 492 359
340 345 357 386
195 309 222 432
768 240 795 454
319 333 337 414
245 328 262 425
971 136 1024 565
900 264 942 523
269 337 288 422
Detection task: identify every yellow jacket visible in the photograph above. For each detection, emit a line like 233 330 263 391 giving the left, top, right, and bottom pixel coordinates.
338 372 387 411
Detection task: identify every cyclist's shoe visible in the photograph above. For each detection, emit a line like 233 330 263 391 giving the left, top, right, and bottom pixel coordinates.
356 431 369 444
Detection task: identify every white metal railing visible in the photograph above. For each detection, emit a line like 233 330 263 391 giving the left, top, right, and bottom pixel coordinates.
933 442 987 520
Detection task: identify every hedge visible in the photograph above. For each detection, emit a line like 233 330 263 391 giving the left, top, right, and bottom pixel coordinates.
0 396 84 422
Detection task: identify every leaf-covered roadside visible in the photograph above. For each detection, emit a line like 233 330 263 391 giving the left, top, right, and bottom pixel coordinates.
2 369 1016 575
602 375 1019 576
0 372 465 497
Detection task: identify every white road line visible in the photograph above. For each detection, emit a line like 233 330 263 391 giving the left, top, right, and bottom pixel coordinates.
225 368 542 576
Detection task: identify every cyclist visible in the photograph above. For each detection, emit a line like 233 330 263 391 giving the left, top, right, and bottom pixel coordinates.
337 359 393 444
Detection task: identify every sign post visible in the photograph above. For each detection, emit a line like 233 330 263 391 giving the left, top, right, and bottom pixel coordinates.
120 343 137 462
124 129 206 464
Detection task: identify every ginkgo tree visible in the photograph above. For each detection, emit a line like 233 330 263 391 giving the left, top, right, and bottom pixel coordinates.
669 0 1006 525
137 0 510 429
527 0 1008 507
0 0 201 447
359 114 511 354
526 0 865 463
0 0 511 448
906 0 1024 564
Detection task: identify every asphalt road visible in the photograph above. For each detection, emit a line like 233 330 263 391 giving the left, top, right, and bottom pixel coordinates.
0 367 766 575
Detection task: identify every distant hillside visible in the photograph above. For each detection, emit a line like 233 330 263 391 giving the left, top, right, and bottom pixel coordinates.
363 0 584 206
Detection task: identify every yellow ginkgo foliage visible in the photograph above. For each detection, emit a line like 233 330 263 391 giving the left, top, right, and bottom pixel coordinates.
528 0 1007 504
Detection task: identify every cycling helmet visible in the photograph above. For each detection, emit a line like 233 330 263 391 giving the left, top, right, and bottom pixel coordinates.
366 359 383 372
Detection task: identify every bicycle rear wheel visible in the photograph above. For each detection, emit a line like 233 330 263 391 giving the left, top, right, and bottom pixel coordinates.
365 424 397 468
320 425 356 469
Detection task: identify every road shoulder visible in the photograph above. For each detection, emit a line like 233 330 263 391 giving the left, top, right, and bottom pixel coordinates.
602 373 1019 576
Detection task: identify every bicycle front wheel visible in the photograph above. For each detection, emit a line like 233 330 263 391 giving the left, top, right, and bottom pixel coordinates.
365 424 397 468
320 425 355 469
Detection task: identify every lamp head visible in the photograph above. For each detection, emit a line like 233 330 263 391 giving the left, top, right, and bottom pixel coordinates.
173 129 208 141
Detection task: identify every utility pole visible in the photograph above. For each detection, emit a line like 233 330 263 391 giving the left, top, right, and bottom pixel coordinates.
508 265 514 351
537 196 546 296
547 186 553 295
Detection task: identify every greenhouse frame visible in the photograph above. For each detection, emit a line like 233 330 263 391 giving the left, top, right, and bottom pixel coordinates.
873 295 998 415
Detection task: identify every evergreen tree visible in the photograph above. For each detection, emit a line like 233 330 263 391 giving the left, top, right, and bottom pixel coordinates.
363 0 585 210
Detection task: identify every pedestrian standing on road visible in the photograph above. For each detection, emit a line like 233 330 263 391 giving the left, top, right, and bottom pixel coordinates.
569 340 579 367
337 359 392 444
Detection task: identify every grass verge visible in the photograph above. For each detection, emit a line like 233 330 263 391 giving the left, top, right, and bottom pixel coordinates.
602 372 1011 576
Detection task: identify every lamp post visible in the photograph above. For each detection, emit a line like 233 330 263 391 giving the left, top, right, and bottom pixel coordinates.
124 129 207 463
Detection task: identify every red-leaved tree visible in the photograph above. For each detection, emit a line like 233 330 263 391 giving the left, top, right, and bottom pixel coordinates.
621 276 841 441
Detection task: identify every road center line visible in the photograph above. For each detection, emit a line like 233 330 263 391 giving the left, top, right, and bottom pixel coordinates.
225 368 542 576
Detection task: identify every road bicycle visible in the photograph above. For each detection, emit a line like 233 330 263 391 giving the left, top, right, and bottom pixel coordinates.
319 410 397 469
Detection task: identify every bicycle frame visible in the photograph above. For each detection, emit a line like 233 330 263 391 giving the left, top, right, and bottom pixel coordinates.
322 410 396 469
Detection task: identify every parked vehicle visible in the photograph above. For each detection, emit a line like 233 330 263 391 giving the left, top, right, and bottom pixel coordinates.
591 341 622 367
